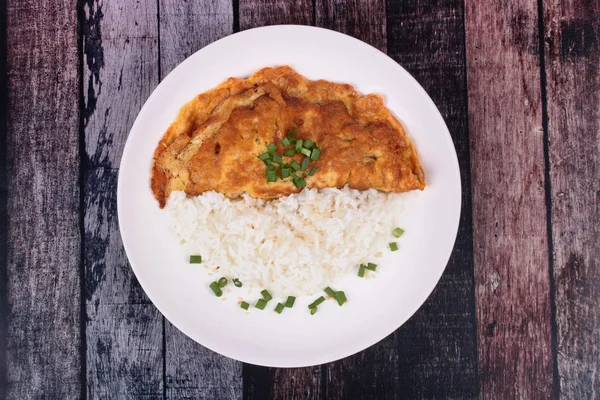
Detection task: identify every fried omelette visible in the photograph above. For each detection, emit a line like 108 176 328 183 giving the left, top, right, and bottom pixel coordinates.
151 66 425 208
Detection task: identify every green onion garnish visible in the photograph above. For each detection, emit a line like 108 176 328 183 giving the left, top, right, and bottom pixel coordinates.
358 264 366 277
301 157 310 171
267 143 277 153
324 287 336 298
293 176 306 188
392 227 405 238
261 289 273 302
218 277 227 287
258 152 271 161
366 263 377 271
300 148 312 157
310 148 321 161
288 126 298 137
310 307 318 315
308 166 317 176
334 291 347 306
209 282 223 297
303 138 314 149
280 167 291 179
255 299 267 310
285 296 296 308
266 171 277 182
233 278 242 288
189 255 202 264
282 137 291 146
240 301 249 310
309 296 325 309
272 153 282 164
295 139 304 152
389 242 399 251
274 303 285 314
290 161 301 171
284 148 296 157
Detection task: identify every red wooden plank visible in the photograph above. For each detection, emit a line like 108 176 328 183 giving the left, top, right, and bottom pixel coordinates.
465 0 555 397
543 0 600 397
4 0 81 398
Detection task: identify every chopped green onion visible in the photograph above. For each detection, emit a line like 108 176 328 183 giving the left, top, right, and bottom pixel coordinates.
285 296 296 308
288 126 297 137
308 296 325 309
310 307 318 315
233 278 242 288
189 255 202 264
261 289 272 302
392 227 405 238
255 299 267 310
240 301 249 310
262 159 272 167
310 148 321 161
267 143 277 153
301 157 310 171
280 167 291 179
358 264 366 277
266 170 277 182
282 137 291 146
295 139 304 152
334 291 347 306
290 161 301 171
303 138 314 149
284 148 296 157
324 287 336 298
308 166 317 176
274 303 285 314
366 263 377 271
258 152 271 161
272 153 282 164
300 148 312 157
293 176 306 188
218 277 227 287
209 282 223 297
389 242 399 251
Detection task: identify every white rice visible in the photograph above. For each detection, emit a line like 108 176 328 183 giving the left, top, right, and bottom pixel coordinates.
166 187 404 296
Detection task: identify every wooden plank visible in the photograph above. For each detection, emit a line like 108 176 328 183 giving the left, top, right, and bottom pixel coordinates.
82 1 163 398
4 0 81 398
543 0 600 397
385 1 480 397
239 0 313 29
465 1 555 397
158 1 243 398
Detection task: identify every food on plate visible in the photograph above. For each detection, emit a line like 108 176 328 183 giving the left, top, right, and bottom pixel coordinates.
151 66 425 208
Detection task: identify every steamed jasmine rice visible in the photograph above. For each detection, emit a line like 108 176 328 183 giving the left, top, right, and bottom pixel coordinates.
166 187 404 296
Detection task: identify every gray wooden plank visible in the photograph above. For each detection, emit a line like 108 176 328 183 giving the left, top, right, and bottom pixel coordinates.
465 0 555 397
386 1 479 397
239 0 313 29
158 1 243 398
4 0 81 398
82 0 163 398
543 0 600 397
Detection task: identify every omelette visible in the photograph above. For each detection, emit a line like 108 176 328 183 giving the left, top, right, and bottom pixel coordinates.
151 66 425 208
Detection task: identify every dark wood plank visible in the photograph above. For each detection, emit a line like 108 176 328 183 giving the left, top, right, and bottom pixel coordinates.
4 0 81 398
543 0 600 397
158 1 243 398
239 0 313 29
465 1 555 397
82 1 163 398
385 1 479 398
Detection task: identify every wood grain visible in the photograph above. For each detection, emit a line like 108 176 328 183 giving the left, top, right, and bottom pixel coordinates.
386 1 479 397
465 0 555 397
82 0 163 398
543 0 600 397
158 1 243 398
4 0 81 398
239 0 313 29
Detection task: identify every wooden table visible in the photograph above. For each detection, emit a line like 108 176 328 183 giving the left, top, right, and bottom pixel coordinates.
1 0 598 398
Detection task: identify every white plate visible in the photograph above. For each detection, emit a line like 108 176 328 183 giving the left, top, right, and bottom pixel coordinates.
118 25 461 367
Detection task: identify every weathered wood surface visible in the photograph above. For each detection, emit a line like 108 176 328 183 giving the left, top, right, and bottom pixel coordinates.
543 0 600 398
82 0 163 398
4 0 82 399
465 0 555 398
158 1 243 398
386 0 479 397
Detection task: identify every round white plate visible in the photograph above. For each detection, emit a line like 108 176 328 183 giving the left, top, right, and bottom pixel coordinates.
118 25 461 367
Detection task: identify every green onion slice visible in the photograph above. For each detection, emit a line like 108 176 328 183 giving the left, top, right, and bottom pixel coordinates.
366 263 377 271
272 153 282 164
284 148 296 157
358 264 366 277
288 126 298 137
233 278 242 288
303 138 314 149
267 143 277 153
308 166 317 176
280 167 291 179
300 148 312 157
240 301 249 310
301 157 310 171
290 161 301 171
334 291 347 306
258 152 271 161
293 177 306 188
218 277 227 287
309 296 325 309
392 227 405 238
274 303 285 314
266 170 277 182
255 299 267 310
324 287 336 298
389 242 399 251
282 137 291 147
189 255 202 264
261 289 273 302
209 282 223 297
285 296 296 308
310 307 318 315
295 139 304 152
310 148 321 161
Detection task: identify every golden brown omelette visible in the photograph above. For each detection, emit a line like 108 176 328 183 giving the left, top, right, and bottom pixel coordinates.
151 66 425 208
